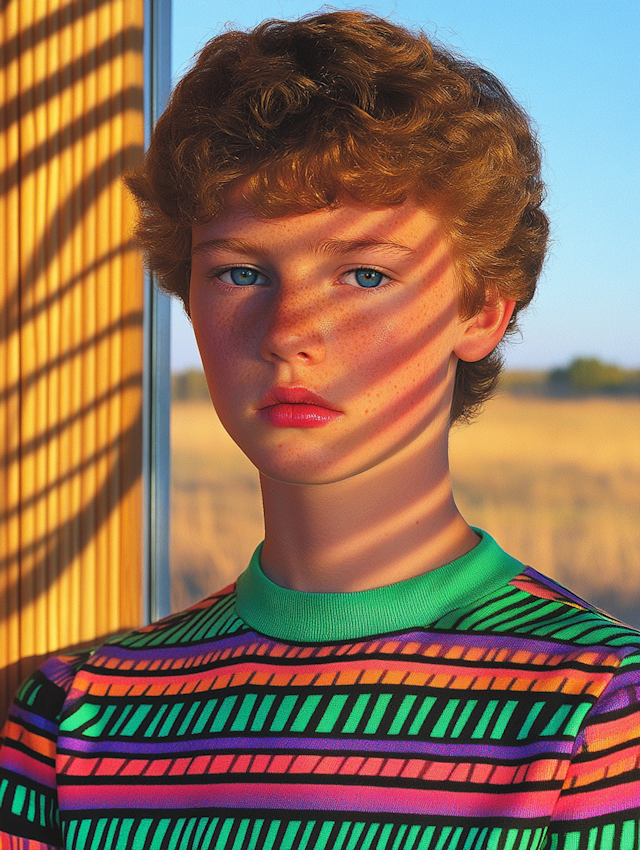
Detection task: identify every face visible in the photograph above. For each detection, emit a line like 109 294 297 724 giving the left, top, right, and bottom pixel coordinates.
190 195 492 485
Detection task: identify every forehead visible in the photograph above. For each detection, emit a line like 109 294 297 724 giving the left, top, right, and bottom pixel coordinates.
191 195 448 261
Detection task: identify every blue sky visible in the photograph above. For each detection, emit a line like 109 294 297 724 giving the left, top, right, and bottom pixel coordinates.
169 0 639 371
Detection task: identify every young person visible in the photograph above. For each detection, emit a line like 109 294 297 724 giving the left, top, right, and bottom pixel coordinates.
1 12 639 850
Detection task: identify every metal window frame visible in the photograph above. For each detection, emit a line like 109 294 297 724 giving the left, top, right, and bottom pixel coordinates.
142 0 172 624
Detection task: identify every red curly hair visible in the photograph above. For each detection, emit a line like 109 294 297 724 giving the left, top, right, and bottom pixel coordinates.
126 11 549 422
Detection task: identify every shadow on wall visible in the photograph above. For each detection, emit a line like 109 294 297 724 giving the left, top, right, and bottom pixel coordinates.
0 0 145 719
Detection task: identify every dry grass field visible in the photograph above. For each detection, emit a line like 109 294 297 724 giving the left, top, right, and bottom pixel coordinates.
171 396 640 627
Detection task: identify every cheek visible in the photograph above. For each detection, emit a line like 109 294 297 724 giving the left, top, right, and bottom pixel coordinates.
191 290 255 374
335 291 459 403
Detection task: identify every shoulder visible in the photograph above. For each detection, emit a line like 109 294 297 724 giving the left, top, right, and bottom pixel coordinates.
439 564 640 686
105 581 247 652
3 650 94 735
509 567 640 653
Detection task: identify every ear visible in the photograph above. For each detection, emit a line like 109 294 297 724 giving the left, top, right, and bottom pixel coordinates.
454 297 516 362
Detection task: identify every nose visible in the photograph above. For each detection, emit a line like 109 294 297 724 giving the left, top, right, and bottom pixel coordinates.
260 283 326 365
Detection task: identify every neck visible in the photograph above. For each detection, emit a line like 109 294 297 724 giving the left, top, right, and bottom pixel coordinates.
259 428 478 593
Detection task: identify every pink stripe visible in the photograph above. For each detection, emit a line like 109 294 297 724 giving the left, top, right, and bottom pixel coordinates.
59 781 557 818
552 779 640 819
0 748 56 788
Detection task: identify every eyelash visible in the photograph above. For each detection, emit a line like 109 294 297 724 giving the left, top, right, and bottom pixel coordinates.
208 265 395 291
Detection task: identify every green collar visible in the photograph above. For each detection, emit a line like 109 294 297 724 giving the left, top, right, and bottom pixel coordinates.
235 528 524 642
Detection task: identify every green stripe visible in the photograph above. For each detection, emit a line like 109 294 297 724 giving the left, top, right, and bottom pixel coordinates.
150 820 172 850
297 821 316 850
416 826 436 849
144 703 169 738
402 826 422 850
121 704 153 736
433 827 453 850
364 694 393 735
270 695 299 732
158 703 185 737
192 699 218 734
377 823 395 849
431 699 460 738
408 696 436 735
290 695 323 732
246 819 264 850
26 684 41 706
132 819 153 849
517 701 545 740
360 823 380 850
541 704 572 736
194 817 212 849
90 819 108 850
280 820 302 850
490 700 518 739
388 695 418 735
503 829 519 850
61 703 101 733
451 700 477 738
230 819 249 850
620 820 636 850
346 823 366 850
216 819 235 849
341 694 371 734
471 700 498 739
84 705 118 738
177 701 201 736
392 825 409 850
210 696 238 732
251 695 276 731
333 822 352 850
78 822 94 850
109 705 133 736
563 702 592 737
104 818 118 850
202 819 220 849
66 821 78 849
11 784 26 817
263 820 282 850
115 818 134 850
316 695 349 733
231 694 258 732
600 824 616 850
315 821 337 850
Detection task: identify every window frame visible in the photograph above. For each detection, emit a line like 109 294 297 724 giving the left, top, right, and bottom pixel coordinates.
142 0 173 623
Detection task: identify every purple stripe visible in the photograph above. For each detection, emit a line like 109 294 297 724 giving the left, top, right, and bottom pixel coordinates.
58 733 573 761
7 704 60 737
59 780 557 818
85 628 620 670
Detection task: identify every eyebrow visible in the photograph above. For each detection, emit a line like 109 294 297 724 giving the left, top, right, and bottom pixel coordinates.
190 237 416 259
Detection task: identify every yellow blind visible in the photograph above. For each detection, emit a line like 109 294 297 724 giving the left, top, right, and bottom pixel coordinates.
0 0 145 718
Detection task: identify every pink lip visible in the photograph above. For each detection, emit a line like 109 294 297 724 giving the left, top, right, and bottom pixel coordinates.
257 386 343 428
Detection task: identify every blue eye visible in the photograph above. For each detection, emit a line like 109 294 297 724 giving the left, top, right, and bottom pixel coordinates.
222 267 268 286
354 268 385 288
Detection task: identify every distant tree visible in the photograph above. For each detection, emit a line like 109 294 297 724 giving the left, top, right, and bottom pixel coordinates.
549 358 640 395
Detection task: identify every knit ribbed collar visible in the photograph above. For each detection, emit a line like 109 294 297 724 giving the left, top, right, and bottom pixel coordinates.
235 528 523 642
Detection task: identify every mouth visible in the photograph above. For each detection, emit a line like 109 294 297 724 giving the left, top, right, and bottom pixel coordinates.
257 386 343 428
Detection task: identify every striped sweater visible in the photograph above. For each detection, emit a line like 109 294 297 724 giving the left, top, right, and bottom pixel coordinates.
1 530 639 850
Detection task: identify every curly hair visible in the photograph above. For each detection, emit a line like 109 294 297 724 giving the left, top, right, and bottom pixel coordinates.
125 11 549 422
